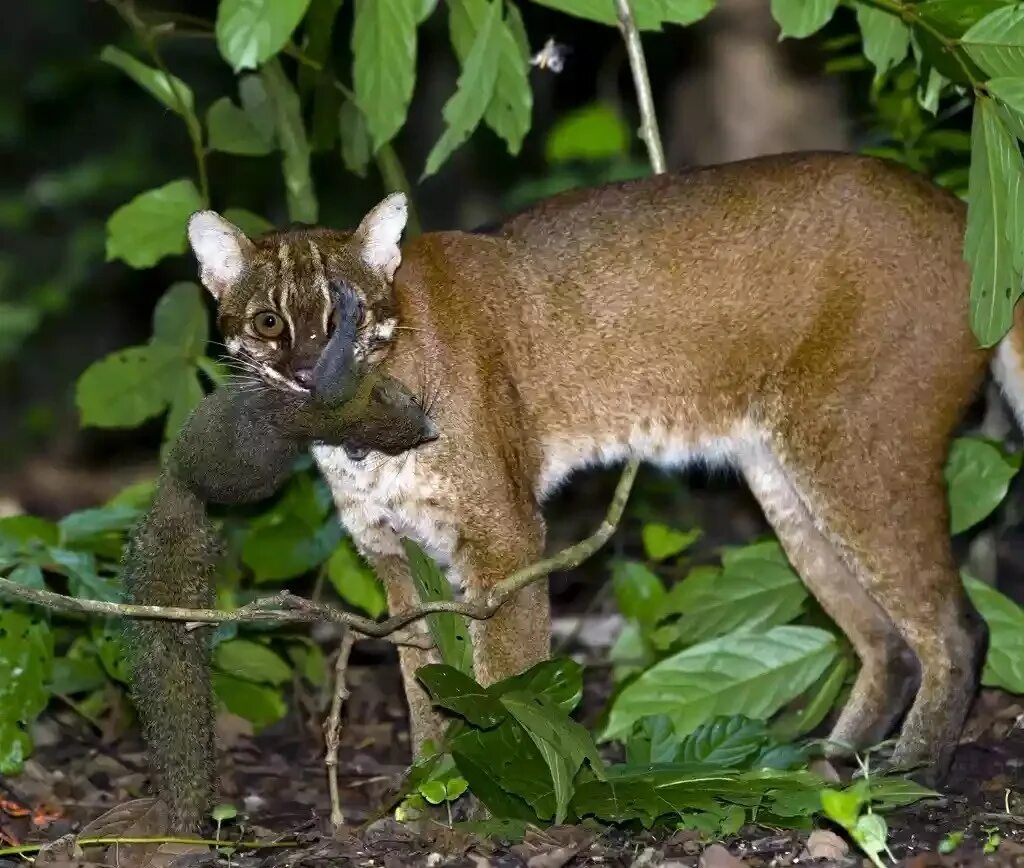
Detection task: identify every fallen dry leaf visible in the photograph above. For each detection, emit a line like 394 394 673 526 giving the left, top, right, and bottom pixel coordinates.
804 829 849 861
75 798 208 868
699 843 748 868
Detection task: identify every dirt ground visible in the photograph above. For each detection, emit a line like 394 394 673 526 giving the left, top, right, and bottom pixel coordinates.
1 650 1023 868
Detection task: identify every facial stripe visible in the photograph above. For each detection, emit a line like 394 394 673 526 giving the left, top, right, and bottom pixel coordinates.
277 241 297 342
307 239 333 334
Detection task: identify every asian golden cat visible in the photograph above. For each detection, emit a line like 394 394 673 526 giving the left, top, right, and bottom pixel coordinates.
172 151 1018 825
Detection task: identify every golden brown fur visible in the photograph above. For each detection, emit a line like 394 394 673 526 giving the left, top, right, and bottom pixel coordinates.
193 151 1011 779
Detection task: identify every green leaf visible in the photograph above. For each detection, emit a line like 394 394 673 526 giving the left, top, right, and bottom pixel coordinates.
163 368 205 444
214 639 292 685
625 714 678 765
76 344 184 429
771 655 850 740
675 715 775 769
326 539 386 618
965 97 1024 346
603 625 837 740
488 658 584 714
352 0 420 151
419 780 447 804
448 0 532 155
531 0 712 29
423 0 503 178
207 97 276 155
945 437 1020 532
287 638 327 686
864 777 939 810
664 542 807 643
243 517 341 582
106 179 204 269
853 812 891 863
661 0 716 25
571 766 825 827
501 691 604 824
450 715 558 820
261 60 318 224
211 803 238 822
416 664 508 727
450 734 540 821
820 785 863 828
100 46 195 116
92 622 129 683
222 208 274 237
298 0 345 95
338 98 372 178
641 523 700 561
989 76 1024 121
152 282 208 359
546 103 630 165
216 0 313 71
446 776 468 799
9 564 45 590
239 75 277 141
964 574 1024 692
212 674 288 730
770 0 839 39
0 610 53 774
48 547 119 601
58 504 139 546
612 560 667 627
0 516 59 547
404 539 473 674
50 646 107 696
855 6 910 77
962 5 1024 79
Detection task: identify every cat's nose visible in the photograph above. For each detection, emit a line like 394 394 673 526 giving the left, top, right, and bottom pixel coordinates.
292 367 315 389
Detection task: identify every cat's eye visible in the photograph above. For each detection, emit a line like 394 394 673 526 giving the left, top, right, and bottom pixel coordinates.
252 310 285 339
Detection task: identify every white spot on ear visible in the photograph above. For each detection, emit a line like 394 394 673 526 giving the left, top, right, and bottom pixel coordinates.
187 211 254 298
356 193 408 282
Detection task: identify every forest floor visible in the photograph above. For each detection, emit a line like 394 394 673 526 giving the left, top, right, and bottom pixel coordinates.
3 471 1024 866
1 654 1023 868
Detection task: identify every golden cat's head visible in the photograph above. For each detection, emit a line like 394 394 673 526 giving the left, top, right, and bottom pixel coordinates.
186 194 407 393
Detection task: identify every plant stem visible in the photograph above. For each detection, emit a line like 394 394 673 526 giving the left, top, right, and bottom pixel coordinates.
324 630 355 831
108 0 210 204
0 836 296 857
614 0 666 174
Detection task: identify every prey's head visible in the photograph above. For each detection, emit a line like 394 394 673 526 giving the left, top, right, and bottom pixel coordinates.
186 194 408 393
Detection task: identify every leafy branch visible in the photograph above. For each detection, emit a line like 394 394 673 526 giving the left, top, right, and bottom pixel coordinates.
0 459 637 642
140 7 422 233
106 0 210 205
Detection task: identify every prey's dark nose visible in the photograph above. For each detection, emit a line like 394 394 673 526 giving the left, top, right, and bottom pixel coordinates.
292 367 316 389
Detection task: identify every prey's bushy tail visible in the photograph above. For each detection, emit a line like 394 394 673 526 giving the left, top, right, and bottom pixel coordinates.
123 476 220 832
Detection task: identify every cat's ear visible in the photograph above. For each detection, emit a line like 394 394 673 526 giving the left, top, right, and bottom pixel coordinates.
187 211 255 299
354 193 408 282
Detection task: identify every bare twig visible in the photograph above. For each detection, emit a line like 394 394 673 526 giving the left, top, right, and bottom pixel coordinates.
2 460 629 626
614 0 667 174
0 460 637 639
324 631 356 831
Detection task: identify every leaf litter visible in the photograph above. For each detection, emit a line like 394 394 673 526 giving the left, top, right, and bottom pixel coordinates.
1 658 1023 868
